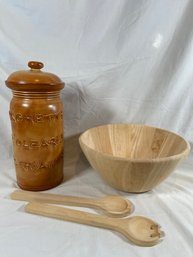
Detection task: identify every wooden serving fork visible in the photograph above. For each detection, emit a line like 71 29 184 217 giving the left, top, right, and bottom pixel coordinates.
25 202 164 247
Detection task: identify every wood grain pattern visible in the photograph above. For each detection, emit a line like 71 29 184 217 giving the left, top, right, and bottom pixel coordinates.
25 202 164 247
79 124 190 192
10 190 134 217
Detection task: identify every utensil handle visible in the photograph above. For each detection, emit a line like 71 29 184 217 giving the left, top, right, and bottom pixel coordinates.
11 190 98 208
25 202 116 230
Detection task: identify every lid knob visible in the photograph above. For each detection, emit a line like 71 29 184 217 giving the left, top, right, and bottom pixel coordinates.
28 61 44 70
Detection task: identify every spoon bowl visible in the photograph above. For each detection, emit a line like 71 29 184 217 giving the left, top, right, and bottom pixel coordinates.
97 195 134 217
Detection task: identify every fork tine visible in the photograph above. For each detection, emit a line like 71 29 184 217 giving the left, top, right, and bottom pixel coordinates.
159 231 165 238
150 223 161 229
151 232 160 237
151 229 165 238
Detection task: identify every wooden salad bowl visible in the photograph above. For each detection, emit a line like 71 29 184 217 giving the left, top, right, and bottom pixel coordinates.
79 124 190 193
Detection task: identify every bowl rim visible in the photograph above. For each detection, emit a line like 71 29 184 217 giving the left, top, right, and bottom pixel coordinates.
79 123 191 163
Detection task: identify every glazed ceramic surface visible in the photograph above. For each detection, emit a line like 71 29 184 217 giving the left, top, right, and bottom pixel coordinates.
6 61 64 191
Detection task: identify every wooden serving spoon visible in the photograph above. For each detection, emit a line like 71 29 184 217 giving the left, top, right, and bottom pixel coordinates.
10 190 134 217
25 202 164 247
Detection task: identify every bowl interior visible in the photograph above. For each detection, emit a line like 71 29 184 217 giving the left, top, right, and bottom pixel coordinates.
80 124 189 160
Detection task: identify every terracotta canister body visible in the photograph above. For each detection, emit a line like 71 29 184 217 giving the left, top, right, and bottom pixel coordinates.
6 61 64 191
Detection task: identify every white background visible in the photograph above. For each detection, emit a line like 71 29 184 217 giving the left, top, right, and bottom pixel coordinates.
0 1 193 256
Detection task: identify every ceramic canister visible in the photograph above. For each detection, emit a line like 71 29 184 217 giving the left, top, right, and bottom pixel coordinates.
6 61 64 191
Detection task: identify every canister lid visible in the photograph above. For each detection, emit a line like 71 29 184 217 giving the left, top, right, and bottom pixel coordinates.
5 61 64 92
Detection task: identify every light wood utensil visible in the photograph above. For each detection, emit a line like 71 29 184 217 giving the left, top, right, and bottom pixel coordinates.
79 124 190 192
10 190 134 217
25 202 164 247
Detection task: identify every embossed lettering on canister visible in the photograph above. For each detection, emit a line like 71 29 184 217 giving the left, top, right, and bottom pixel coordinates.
6 61 64 191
